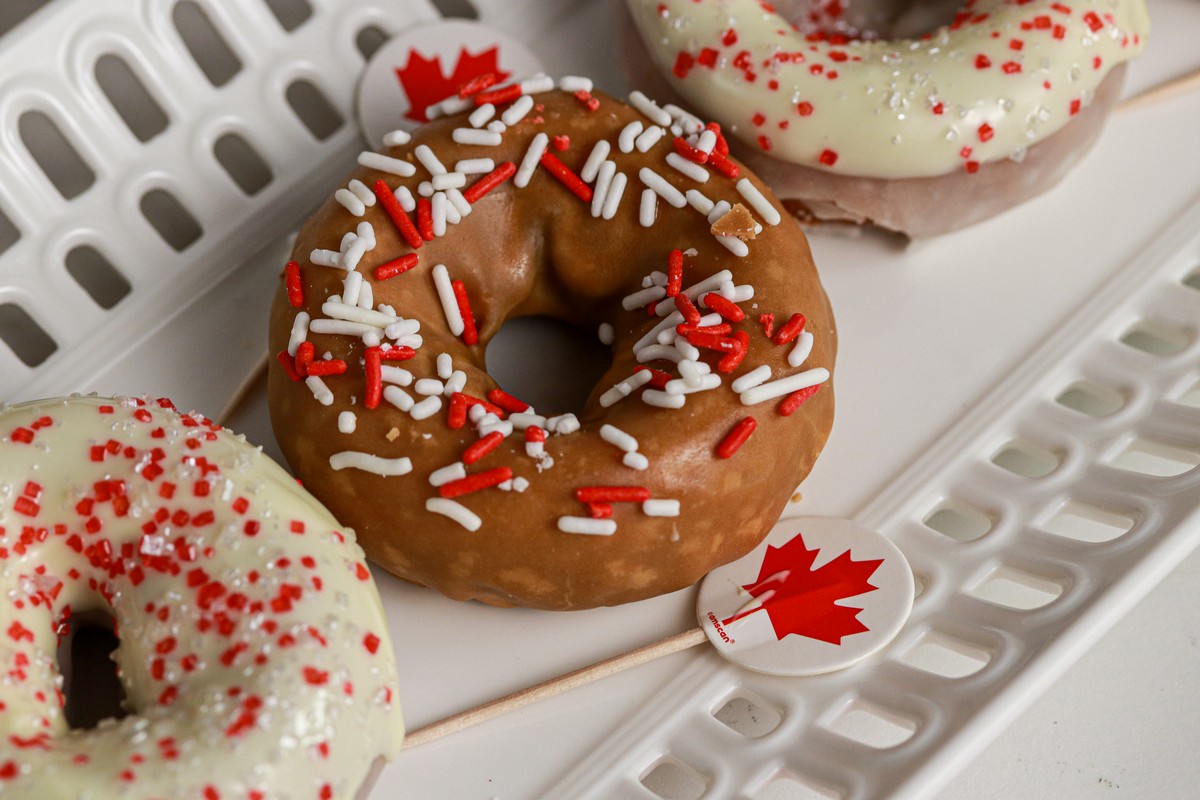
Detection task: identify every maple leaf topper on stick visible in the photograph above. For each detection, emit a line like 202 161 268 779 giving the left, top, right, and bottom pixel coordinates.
395 46 511 123
723 533 884 645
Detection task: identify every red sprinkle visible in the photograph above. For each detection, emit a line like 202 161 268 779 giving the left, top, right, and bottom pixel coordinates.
487 389 529 413
474 84 522 106
588 502 614 519
574 90 600 112
716 417 757 458
439 467 513 498
417 197 435 241
304 359 347 377
539 151 593 202
552 134 570 151
702 292 745 322
666 249 684 296
674 293 702 326
708 150 740 179
284 261 304 308
687 331 740 352
451 280 478 346
634 366 672 390
672 136 708 165
276 350 302 382
818 148 839 166
779 384 822 416
771 313 807 345
575 486 651 504
374 253 419 281
718 330 750 373
462 161 516 203
462 431 504 465
458 71 500 98
524 426 546 443
373 179 423 250
364 348 383 410
294 341 315 378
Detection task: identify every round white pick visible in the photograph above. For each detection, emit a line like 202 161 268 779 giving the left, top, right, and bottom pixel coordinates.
697 516 914 677
355 18 545 148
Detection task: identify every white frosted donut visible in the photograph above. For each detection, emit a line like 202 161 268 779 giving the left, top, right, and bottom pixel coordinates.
0 396 403 798
624 0 1150 234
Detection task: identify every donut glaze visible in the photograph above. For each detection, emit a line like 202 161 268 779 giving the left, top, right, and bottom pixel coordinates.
268 87 836 611
626 0 1149 178
0 396 403 799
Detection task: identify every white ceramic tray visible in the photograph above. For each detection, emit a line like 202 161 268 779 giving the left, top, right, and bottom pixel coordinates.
2 1 1199 798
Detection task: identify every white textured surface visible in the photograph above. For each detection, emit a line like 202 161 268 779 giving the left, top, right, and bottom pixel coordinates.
1 0 1199 799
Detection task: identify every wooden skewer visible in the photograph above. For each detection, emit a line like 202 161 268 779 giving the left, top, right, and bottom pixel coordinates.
1118 64 1200 113
401 627 707 749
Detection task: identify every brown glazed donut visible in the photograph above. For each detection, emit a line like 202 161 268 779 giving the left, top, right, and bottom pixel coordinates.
621 0 1150 237
268 84 835 610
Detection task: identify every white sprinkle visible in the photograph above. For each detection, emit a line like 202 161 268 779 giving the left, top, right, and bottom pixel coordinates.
707 200 732 224
618 120 643 153
599 369 653 408
633 311 684 352
432 172 467 191
515 132 549 188
520 74 555 94
508 412 548 430
347 179 377 206
525 440 545 458
673 337 701 361
478 420 513 438
602 172 627 220
358 151 416 177
410 395 443 420
654 271 734 316
394 333 423 350
431 264 463 336
677 358 704 388
716 235 750 257
598 323 615 345
455 158 495 175
623 452 649 471
436 352 453 380
501 94 535 126
622 285 666 311
600 424 638 452
468 404 486 424
429 95 471 118
736 178 782 226
559 75 593 92
739 368 830 406
309 249 341 268
429 462 467 487
414 144 447 175
664 104 704 134
788 331 815 368
558 516 617 536
547 413 580 435
337 411 357 434
469 104 496 128
445 187 472 219
356 221 377 247
288 312 309 356
342 271 363 307
486 120 507 134
643 499 680 517
335 189 366 216
362 331 381 348
685 189 715 215
443 370 467 396
628 90 672 126
635 125 666 152
418 181 434 198
431 192 448 237
731 365 772 393
728 284 755 303
382 129 412 147
642 389 685 409
666 152 709 182
394 184 416 212
426 498 481 531
330 451 412 476
512 477 529 492
321 302 395 328
639 189 657 227
591 160 616 218
580 141 611 184
308 319 379 337
380 365 412 386
696 129 718 154
639 168 686 208
443 192 462 225
665 373 722 395
341 237 369 271
384 318 421 339
384 385 414 412
414 378 444 396
638 344 682 364
306 376 334 406
453 128 503 146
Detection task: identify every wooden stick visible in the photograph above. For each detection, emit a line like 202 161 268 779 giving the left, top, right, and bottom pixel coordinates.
402 627 707 749
1118 64 1200 113
216 350 270 426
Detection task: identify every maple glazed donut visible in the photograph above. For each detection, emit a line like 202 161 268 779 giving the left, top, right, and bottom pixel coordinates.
0 396 403 799
623 0 1150 236
267 80 836 611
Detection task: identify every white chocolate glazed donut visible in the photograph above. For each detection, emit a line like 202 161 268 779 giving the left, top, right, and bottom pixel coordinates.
626 0 1149 178
0 396 403 799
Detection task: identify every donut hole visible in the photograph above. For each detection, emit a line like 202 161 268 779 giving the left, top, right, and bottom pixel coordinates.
774 0 964 40
484 315 611 415
56 610 127 730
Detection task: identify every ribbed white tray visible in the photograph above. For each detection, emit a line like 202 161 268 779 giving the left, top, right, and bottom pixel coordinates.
2 2 1198 800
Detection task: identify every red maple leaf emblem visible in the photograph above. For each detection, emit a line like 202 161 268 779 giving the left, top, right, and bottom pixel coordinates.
394 46 511 123
725 532 883 645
